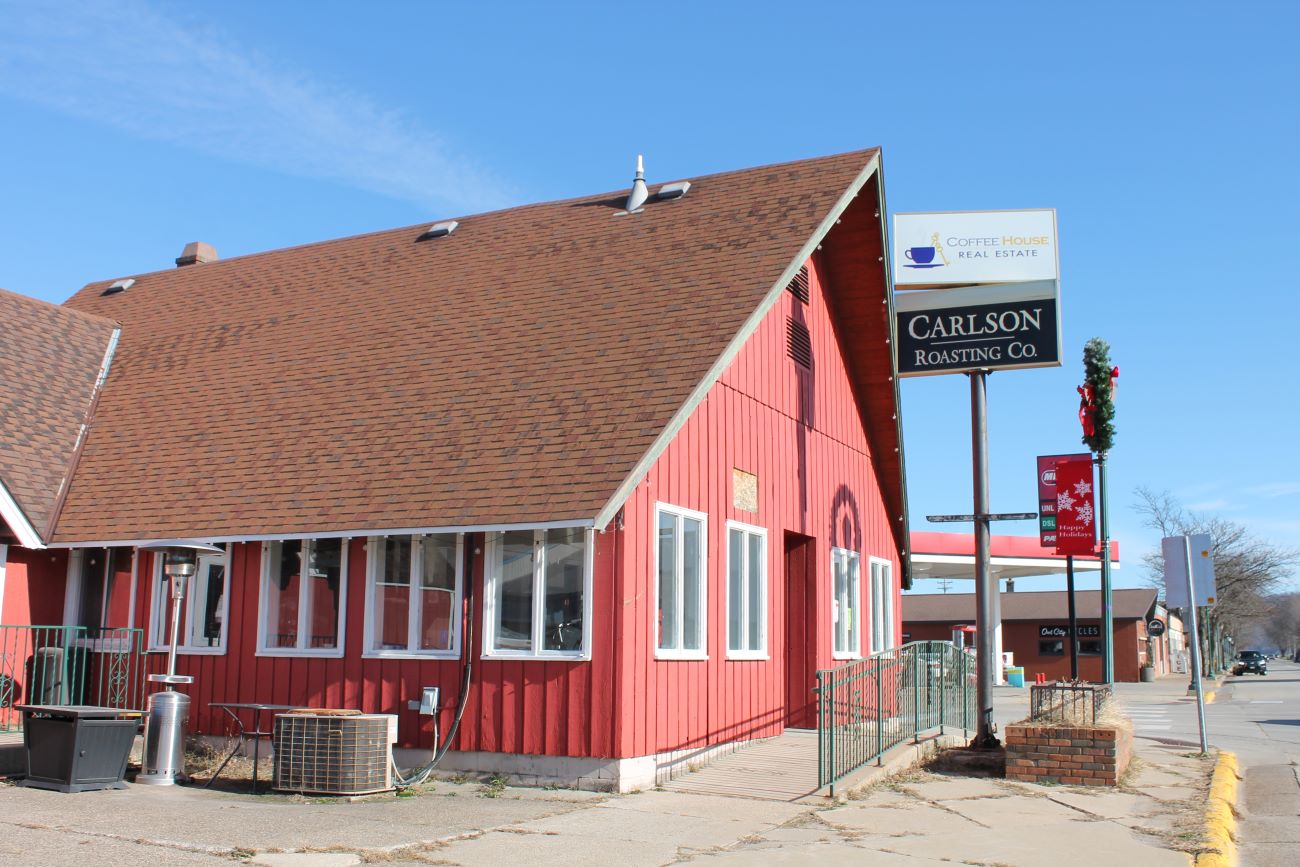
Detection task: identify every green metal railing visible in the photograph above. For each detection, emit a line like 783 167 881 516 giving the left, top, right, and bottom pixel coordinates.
0 625 146 732
816 640 976 792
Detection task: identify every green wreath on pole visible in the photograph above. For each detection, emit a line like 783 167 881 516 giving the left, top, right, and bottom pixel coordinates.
1079 337 1117 454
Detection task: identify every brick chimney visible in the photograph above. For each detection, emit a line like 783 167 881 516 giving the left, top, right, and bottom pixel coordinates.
175 241 218 267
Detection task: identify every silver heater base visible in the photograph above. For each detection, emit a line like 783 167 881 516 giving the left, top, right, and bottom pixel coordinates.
134 771 186 786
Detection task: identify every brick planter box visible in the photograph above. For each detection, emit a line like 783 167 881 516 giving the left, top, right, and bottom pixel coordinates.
1004 722 1132 786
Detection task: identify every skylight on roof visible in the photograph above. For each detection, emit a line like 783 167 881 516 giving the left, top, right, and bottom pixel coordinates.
418 220 459 241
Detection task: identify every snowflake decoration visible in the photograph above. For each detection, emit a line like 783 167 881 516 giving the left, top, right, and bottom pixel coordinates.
1057 490 1076 512
1077 501 1094 527
1073 479 1093 497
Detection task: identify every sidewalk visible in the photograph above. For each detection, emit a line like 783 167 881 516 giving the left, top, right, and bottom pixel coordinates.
0 732 1213 866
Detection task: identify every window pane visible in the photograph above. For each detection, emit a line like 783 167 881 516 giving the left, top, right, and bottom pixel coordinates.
543 528 585 651
727 529 743 652
657 513 678 650
191 559 225 647
848 554 860 652
833 552 847 653
374 537 412 650
304 539 342 649
747 532 763 652
419 535 457 651
495 531 534 651
266 541 301 649
682 517 703 651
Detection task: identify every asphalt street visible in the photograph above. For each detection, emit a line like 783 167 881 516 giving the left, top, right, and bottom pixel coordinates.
1112 659 1300 867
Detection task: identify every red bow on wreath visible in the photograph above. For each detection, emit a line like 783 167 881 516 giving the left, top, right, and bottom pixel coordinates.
1077 384 1096 437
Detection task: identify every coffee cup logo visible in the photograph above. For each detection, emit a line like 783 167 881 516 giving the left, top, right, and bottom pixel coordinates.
903 232 949 269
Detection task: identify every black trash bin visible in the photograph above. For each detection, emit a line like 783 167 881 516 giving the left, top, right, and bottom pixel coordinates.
17 705 141 793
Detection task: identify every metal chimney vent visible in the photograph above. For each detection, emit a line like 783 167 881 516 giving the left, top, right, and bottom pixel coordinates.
101 278 135 296
418 220 459 241
625 155 649 213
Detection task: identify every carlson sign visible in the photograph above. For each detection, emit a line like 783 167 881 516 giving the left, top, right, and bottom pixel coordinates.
894 209 1059 288
895 281 1060 377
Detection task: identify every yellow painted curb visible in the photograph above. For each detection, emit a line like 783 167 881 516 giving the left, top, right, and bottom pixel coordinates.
1205 691 1216 704
1196 750 1240 867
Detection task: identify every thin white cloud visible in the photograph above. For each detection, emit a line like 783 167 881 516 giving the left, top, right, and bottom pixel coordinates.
0 0 512 214
1244 482 1300 499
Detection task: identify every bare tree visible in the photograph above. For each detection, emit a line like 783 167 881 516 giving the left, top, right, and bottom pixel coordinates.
1133 487 1300 662
1262 593 1300 657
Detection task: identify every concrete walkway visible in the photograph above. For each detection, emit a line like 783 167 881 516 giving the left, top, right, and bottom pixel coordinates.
0 728 1211 866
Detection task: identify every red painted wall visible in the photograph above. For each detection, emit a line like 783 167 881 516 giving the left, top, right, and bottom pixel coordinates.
904 619 1146 683
1 546 68 625
612 252 903 759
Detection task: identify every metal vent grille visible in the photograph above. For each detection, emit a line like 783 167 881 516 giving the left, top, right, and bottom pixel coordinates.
787 318 812 369
786 266 810 304
273 713 393 795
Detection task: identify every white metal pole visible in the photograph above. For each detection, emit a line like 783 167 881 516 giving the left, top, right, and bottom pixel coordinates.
1183 535 1209 754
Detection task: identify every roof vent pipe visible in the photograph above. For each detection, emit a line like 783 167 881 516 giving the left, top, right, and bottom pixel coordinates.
625 154 648 213
175 241 218 267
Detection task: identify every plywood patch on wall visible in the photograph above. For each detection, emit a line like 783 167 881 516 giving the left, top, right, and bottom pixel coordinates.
732 468 758 513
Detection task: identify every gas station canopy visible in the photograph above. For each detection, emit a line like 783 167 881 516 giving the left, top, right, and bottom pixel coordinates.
910 532 1120 582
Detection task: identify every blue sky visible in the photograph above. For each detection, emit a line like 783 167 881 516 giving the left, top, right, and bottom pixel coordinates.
2 1 1296 591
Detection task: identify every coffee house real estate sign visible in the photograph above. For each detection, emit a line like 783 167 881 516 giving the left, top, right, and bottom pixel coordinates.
892 209 1061 378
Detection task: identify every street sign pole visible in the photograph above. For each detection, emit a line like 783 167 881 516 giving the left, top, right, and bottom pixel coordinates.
1066 555 1078 680
970 370 998 748
1098 451 1113 683
1182 535 1209 754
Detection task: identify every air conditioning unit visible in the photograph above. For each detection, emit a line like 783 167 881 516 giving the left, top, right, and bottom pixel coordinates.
272 711 397 796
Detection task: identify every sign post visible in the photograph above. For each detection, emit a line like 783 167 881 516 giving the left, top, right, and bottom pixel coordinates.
897 209 1060 750
1163 534 1214 754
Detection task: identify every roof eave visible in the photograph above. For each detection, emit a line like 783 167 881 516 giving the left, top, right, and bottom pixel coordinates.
0 480 45 549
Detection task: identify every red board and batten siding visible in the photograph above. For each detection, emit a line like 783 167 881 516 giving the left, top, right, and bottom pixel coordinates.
137 539 620 757
613 251 901 759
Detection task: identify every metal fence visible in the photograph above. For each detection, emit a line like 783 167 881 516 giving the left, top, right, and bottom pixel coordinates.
816 640 976 792
0 625 146 732
1029 682 1112 726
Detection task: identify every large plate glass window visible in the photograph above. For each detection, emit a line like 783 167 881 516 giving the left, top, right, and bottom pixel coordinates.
259 539 347 655
831 547 861 659
726 521 767 658
484 528 590 659
655 504 707 658
365 535 463 657
868 558 895 654
150 544 229 653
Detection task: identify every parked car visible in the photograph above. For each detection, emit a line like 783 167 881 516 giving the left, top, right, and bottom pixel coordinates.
1233 650 1268 676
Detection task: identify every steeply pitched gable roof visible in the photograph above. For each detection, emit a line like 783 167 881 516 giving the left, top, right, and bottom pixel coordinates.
0 288 118 546
52 148 898 544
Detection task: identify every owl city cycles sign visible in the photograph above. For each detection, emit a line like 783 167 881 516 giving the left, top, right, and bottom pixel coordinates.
894 280 1060 376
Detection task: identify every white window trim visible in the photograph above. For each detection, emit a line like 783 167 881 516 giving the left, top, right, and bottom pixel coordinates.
725 520 768 660
869 556 894 654
147 546 231 655
257 539 350 658
363 534 465 660
482 528 593 661
831 547 862 661
653 502 709 661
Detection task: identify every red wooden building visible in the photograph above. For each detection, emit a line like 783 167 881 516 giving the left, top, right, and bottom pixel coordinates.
0 149 908 789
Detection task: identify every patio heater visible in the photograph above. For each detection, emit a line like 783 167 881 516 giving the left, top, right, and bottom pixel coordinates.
135 540 222 786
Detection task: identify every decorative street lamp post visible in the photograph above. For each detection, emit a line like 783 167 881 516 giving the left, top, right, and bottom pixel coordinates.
135 540 222 786
1078 339 1118 683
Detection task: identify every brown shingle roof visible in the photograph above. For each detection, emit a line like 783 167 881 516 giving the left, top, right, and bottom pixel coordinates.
52 148 887 542
0 288 117 543
902 589 1158 623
